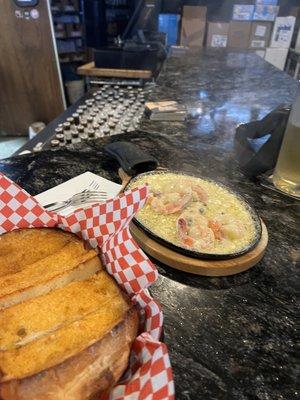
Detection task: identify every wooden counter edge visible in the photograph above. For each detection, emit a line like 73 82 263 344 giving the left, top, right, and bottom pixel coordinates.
77 62 152 79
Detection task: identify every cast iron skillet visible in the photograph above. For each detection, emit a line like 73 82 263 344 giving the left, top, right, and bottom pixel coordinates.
105 142 262 260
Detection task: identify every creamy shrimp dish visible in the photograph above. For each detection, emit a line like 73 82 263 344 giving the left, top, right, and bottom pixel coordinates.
129 172 259 255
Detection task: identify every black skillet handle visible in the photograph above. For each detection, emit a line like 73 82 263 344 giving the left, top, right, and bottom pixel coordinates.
104 141 158 176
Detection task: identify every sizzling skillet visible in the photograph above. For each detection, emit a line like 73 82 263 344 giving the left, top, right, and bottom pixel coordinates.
105 142 262 260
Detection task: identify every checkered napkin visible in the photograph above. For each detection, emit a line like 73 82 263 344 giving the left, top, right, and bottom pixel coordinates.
0 173 175 400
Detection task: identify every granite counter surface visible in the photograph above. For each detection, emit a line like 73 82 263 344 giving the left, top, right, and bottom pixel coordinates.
0 50 298 400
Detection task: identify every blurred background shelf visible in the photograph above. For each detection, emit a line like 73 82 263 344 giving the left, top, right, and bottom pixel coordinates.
51 0 88 106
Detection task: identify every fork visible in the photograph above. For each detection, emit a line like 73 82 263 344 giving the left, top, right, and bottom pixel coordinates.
83 180 100 192
43 180 107 211
43 180 103 209
45 191 108 212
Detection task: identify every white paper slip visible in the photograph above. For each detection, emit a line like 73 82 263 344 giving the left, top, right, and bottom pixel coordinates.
211 34 228 48
35 172 122 216
255 25 267 37
251 39 265 48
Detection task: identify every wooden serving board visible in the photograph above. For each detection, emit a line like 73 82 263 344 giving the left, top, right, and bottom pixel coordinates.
130 221 268 276
77 62 152 79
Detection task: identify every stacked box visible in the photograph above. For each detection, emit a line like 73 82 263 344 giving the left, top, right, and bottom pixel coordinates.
228 21 252 48
232 5 254 21
249 21 273 49
180 6 207 48
206 23 229 48
253 5 279 21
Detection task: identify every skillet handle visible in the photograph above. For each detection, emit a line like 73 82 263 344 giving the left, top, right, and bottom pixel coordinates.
104 141 158 176
118 168 132 192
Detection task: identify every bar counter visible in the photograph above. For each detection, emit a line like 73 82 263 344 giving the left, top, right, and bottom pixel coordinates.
1 49 298 400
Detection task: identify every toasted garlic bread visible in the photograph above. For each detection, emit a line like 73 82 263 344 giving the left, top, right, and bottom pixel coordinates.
0 271 122 351
0 229 78 276
0 229 102 310
0 308 138 400
0 291 131 381
0 228 139 399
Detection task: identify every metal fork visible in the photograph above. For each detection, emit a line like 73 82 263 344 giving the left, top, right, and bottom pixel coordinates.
44 180 103 209
43 180 107 211
84 180 100 192
45 191 108 212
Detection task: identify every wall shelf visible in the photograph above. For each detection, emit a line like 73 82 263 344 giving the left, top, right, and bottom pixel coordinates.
51 0 87 105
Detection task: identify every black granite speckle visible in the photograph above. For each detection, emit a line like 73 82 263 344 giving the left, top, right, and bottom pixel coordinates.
0 49 298 400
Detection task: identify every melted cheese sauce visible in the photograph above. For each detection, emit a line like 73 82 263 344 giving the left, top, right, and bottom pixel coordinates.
129 173 257 255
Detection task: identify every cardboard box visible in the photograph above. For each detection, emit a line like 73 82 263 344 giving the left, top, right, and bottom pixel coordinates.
228 21 252 48
249 21 273 48
253 5 279 21
232 5 254 21
206 22 229 47
264 47 288 70
270 16 296 48
180 6 206 48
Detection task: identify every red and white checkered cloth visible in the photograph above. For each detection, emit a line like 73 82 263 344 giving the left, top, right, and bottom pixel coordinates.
0 173 174 400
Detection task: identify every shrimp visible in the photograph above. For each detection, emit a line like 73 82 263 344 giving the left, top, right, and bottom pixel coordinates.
149 191 192 214
163 179 208 203
177 205 215 250
177 182 209 203
147 178 208 215
209 215 245 240
191 184 209 203
221 222 244 240
208 220 223 240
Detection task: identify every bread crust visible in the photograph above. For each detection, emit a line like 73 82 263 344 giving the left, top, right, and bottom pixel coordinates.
0 307 138 400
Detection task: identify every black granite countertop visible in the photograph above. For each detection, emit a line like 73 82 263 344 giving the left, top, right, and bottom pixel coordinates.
0 49 298 400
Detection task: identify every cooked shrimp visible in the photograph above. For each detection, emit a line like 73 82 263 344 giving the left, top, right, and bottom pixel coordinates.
208 220 222 240
191 184 209 203
177 182 209 203
149 191 192 214
177 205 215 250
146 178 208 216
209 215 245 240
163 179 208 203
221 222 244 240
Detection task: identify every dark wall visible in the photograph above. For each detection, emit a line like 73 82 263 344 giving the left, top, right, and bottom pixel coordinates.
161 0 300 21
